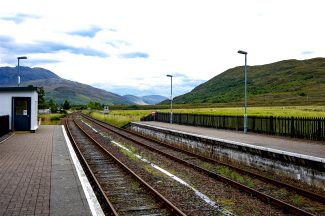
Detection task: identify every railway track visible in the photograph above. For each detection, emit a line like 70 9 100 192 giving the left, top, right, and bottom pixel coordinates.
79 112 325 216
65 116 186 216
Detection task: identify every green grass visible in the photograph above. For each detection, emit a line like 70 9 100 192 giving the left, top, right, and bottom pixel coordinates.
82 105 325 128
82 109 157 127
218 166 255 188
119 148 138 161
159 106 325 117
39 113 66 125
291 194 302 206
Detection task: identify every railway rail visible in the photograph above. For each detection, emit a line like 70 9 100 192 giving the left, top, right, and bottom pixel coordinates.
79 112 325 216
65 116 186 216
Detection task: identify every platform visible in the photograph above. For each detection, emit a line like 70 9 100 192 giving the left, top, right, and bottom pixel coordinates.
138 121 325 160
0 125 103 216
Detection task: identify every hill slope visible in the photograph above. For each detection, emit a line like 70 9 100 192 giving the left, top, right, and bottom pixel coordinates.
168 58 325 106
0 66 132 105
0 66 59 85
26 78 132 105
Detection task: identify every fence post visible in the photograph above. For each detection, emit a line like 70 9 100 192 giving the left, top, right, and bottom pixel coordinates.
269 116 273 135
317 118 321 141
290 117 295 138
236 116 238 131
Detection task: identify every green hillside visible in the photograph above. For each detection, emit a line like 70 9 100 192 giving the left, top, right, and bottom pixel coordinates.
0 66 59 85
25 78 132 105
169 58 325 106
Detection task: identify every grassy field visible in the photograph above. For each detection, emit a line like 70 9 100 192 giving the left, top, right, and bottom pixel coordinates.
39 113 66 125
82 110 154 127
82 106 325 127
158 106 325 117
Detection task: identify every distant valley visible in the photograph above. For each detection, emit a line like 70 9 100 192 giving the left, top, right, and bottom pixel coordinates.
123 95 167 105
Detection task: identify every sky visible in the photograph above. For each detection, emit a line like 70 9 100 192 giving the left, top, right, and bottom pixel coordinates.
1 0 325 97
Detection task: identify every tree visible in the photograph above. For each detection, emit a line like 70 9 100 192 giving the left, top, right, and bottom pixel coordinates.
48 99 57 113
37 87 47 109
87 101 102 110
63 100 71 110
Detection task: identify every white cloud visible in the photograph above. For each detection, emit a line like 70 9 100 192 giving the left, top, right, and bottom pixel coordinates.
0 0 325 97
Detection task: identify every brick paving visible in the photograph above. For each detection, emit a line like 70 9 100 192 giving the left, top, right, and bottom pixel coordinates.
0 125 92 216
0 127 52 216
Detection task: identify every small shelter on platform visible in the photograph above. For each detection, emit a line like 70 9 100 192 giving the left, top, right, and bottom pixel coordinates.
0 87 38 131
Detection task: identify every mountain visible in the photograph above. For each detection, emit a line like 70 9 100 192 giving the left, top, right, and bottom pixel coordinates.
123 95 167 105
0 66 132 105
162 58 325 106
26 78 132 105
0 66 59 85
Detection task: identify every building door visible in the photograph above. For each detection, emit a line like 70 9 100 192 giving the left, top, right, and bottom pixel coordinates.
13 97 31 131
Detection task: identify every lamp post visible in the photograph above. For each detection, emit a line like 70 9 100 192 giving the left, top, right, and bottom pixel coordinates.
166 74 173 124
17 56 27 87
237 50 248 134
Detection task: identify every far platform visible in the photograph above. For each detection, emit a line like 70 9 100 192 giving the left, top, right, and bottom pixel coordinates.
137 121 325 159
0 125 102 216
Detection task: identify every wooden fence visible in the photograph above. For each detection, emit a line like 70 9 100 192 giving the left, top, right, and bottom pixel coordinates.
0 115 9 137
141 112 325 141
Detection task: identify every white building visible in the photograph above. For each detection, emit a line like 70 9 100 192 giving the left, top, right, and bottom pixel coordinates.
0 87 38 131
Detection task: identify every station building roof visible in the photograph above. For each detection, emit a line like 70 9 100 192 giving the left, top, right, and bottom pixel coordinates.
0 87 38 92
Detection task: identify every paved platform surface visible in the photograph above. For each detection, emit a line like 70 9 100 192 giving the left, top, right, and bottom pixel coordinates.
139 121 325 159
0 125 92 216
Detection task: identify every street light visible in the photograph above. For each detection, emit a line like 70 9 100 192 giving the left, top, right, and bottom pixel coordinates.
237 50 248 134
166 74 173 124
17 56 27 87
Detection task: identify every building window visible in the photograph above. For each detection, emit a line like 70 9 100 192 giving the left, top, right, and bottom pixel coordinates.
16 100 27 115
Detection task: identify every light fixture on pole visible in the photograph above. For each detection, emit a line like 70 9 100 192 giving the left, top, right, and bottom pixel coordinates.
166 74 173 124
237 50 248 134
17 56 27 87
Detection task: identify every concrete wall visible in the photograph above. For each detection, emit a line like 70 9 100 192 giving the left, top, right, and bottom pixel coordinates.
0 91 38 130
130 122 325 189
